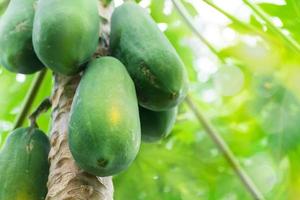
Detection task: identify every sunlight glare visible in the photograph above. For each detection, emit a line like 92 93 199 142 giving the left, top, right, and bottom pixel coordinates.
212 0 243 14
158 23 168 32
203 24 224 48
114 0 123 7
139 0 151 8
195 57 218 82
282 29 291 36
242 35 260 47
16 74 26 83
202 89 218 103
0 121 12 132
253 0 285 5
214 65 245 96
272 17 283 27
222 28 237 42
163 0 173 15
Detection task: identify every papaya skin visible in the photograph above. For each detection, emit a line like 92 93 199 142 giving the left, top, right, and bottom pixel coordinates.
0 127 50 200
69 57 141 177
0 0 44 74
110 2 188 111
33 0 100 75
140 106 177 143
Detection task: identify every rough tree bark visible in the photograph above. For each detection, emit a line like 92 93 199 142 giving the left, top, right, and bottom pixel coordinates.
46 1 114 199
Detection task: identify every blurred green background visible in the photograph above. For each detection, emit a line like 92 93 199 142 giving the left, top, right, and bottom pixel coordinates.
1 0 300 199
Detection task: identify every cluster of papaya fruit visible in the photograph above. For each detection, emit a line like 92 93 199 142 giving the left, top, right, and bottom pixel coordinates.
0 0 188 198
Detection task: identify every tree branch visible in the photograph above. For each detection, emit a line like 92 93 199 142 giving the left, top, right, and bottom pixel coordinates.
242 0 300 54
171 0 225 63
185 95 265 200
171 1 265 198
29 98 51 128
200 0 294 55
202 0 272 41
13 69 47 129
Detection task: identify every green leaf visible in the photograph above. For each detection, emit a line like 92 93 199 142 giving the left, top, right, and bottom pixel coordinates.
0 0 9 16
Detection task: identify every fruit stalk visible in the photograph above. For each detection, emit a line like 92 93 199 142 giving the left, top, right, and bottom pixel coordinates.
29 98 51 128
46 1 114 199
13 69 47 129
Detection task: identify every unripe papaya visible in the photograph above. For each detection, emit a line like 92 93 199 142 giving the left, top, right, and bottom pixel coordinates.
0 127 50 200
33 0 100 75
110 2 188 111
140 106 177 142
69 57 141 177
0 0 44 74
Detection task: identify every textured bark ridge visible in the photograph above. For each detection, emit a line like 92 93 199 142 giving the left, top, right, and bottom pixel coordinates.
46 2 114 200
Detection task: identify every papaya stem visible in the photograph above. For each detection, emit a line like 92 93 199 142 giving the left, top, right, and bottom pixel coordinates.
242 0 300 54
185 95 265 200
28 98 52 128
13 69 47 130
201 0 278 44
171 0 226 63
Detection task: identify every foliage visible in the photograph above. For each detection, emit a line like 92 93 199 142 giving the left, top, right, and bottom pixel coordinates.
0 0 9 16
1 0 300 199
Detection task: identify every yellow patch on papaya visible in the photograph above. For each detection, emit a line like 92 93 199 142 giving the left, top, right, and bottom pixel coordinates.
68 57 141 177
110 106 121 125
15 191 32 200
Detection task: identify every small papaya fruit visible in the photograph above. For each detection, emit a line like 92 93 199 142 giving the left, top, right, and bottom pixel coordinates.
0 127 50 200
110 2 188 111
69 57 141 177
140 106 177 142
33 0 100 75
0 0 44 74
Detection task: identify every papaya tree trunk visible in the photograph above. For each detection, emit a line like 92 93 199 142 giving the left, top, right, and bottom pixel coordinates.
46 2 114 199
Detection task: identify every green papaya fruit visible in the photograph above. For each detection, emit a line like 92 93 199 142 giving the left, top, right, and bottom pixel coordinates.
0 127 50 200
69 57 141 177
110 2 188 111
0 0 44 74
33 0 100 75
140 106 177 142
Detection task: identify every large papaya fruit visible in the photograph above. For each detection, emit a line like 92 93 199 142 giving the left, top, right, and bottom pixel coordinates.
32 0 100 75
69 57 141 177
110 2 188 111
0 0 44 74
140 106 177 142
0 127 50 200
